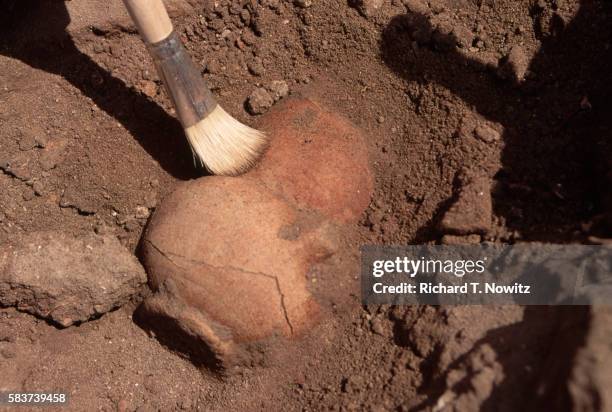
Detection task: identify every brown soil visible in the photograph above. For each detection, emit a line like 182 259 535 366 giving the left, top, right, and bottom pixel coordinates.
1 0 611 411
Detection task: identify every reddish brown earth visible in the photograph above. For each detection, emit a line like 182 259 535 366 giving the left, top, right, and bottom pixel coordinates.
0 0 611 411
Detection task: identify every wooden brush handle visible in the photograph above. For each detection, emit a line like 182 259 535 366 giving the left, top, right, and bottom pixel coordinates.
123 0 217 127
123 0 174 44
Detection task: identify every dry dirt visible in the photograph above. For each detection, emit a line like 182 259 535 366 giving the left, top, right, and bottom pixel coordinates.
0 0 611 411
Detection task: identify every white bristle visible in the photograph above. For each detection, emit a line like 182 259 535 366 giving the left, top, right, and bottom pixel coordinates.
184 105 268 176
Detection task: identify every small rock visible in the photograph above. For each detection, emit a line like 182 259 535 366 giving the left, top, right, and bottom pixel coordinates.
370 318 385 335
220 29 233 40
135 206 151 220
32 181 44 196
402 0 430 15
247 58 265 76
352 0 383 17
18 130 38 151
22 188 35 201
140 80 158 98
377 115 385 124
246 88 274 115
0 232 147 327
294 0 312 7
474 124 500 143
266 80 289 101
440 171 492 235
35 134 48 148
498 45 529 83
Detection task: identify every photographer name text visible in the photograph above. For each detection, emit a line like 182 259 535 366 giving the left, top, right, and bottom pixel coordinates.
372 282 531 295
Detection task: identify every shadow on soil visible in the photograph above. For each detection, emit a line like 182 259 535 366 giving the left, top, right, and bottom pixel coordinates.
412 307 589 412
0 0 199 180
381 0 612 243
381 1 610 410
132 304 224 373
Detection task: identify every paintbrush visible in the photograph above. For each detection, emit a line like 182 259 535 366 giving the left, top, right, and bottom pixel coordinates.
123 0 267 175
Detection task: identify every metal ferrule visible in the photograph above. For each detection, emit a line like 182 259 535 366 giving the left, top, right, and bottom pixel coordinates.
147 30 217 128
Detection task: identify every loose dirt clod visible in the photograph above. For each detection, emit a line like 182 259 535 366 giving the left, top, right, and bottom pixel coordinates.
0 232 147 327
294 0 313 8
440 171 492 235
17 128 42 151
498 45 530 83
246 87 275 114
267 80 290 101
474 123 501 143
247 58 265 76
352 0 384 17
0 153 32 181
403 0 430 15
